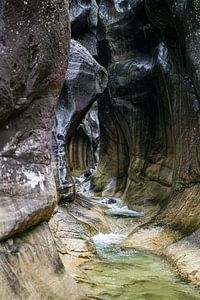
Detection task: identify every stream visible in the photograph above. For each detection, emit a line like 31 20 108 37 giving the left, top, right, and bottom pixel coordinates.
75 189 200 300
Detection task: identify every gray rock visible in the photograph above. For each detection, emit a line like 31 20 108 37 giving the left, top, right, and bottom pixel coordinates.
70 0 99 56
69 102 100 176
92 0 200 232
53 39 107 192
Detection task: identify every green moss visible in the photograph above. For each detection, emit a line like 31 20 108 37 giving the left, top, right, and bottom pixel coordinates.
95 67 108 93
91 171 111 193
194 0 200 15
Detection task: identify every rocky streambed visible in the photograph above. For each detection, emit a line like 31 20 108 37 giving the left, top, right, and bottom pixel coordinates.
52 182 200 299
77 239 200 300
0 1 200 299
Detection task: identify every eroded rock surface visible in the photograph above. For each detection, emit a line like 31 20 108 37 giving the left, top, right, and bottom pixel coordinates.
81 0 200 286
165 229 200 286
144 0 200 231
49 206 96 258
70 0 99 57
0 0 70 240
0 222 84 300
67 0 101 178
92 0 200 232
92 0 160 198
0 1 86 299
68 102 100 176
0 0 200 294
53 39 107 191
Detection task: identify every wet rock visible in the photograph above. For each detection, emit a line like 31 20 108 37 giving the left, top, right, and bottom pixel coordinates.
122 226 182 252
84 168 95 177
0 0 70 241
65 195 111 234
53 39 107 192
107 198 117 204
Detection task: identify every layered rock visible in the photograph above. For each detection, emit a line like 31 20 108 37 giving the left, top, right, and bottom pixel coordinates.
144 0 200 233
53 39 107 192
92 0 161 197
0 222 84 299
66 0 101 178
68 103 100 176
49 206 96 258
91 0 200 233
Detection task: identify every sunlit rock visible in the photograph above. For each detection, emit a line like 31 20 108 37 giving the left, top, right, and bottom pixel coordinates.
0 222 84 299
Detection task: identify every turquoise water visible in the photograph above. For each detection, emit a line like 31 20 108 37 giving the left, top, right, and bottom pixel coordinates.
74 193 200 299
78 240 200 300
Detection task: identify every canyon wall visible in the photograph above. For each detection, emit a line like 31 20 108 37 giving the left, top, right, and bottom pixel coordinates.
0 0 199 296
0 1 84 298
90 0 200 234
53 39 107 193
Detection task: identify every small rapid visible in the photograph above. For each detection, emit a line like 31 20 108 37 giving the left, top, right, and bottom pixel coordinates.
75 192 200 300
93 232 127 248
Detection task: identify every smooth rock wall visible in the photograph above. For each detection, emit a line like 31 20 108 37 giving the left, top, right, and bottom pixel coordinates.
62 0 101 179
92 0 200 232
53 39 107 192
92 0 161 197
145 0 200 232
68 103 100 176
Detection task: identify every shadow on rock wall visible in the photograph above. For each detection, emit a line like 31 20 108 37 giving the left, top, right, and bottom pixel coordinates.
91 0 200 233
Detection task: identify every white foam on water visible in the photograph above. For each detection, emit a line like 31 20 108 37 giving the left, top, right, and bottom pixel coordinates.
92 232 127 248
107 205 144 217
77 180 94 196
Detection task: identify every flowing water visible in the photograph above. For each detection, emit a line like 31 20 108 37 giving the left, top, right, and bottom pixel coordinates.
77 232 200 300
75 192 200 300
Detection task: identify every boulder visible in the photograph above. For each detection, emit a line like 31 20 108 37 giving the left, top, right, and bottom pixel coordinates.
0 0 70 240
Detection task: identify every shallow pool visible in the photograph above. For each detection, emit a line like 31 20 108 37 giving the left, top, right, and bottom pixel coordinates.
77 234 200 300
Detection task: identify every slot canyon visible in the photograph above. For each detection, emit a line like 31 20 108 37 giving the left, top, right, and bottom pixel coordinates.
0 0 200 299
